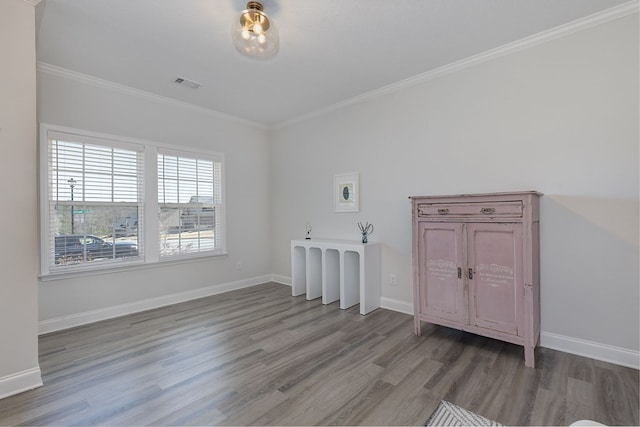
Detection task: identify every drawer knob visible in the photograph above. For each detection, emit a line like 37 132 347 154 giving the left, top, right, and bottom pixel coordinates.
437 208 449 215
481 207 496 215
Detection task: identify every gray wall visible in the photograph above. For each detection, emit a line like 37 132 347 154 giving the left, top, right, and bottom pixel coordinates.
270 15 639 357
0 0 42 398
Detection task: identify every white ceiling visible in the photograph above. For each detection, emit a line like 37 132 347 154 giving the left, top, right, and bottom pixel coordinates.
36 0 630 127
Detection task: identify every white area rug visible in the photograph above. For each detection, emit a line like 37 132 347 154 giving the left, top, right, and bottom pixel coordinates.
426 400 502 426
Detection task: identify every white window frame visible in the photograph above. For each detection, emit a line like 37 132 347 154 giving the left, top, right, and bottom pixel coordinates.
39 124 227 278
157 147 226 260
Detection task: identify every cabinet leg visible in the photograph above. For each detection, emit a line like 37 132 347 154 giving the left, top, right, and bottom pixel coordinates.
414 318 422 336
524 346 535 368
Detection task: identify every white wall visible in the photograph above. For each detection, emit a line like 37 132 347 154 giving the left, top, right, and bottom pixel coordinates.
270 15 639 361
37 71 272 326
0 0 42 398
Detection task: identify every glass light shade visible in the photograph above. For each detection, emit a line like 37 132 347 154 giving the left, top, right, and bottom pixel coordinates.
231 3 279 59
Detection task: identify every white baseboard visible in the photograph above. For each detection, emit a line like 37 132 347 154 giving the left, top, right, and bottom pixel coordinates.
0 367 42 400
378 298 639 369
540 331 639 370
380 297 413 315
271 274 291 286
39 275 273 335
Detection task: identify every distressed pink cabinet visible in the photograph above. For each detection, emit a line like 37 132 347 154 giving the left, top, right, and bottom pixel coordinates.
411 191 542 367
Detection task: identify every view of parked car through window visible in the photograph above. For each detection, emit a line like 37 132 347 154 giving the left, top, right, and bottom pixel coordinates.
55 234 138 265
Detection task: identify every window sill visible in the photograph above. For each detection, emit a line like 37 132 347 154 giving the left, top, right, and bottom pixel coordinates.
39 252 229 282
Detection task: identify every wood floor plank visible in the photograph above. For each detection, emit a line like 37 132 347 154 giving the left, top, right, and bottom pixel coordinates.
498 357 542 425
566 377 599 425
317 378 396 426
529 388 567 426
538 346 570 395
0 282 637 426
148 392 231 426
593 364 640 426
358 359 443 426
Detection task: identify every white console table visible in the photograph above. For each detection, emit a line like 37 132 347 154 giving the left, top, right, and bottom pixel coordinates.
291 239 381 315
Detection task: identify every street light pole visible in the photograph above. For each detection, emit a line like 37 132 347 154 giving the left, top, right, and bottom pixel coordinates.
68 177 76 234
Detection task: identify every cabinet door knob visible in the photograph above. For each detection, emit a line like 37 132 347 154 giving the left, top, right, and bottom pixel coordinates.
468 268 474 279
481 207 496 215
438 208 449 215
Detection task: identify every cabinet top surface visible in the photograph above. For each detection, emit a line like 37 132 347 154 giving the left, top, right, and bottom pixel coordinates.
409 190 543 200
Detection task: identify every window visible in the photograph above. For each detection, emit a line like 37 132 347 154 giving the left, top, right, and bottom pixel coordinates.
44 130 143 272
157 149 225 258
41 125 226 276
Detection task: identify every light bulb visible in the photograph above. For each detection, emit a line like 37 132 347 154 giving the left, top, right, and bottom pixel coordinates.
232 2 279 59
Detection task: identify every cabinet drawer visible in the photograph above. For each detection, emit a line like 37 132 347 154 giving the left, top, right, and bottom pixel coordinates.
417 201 523 218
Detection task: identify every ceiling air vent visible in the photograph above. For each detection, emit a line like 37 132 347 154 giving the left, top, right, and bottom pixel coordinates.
174 76 201 89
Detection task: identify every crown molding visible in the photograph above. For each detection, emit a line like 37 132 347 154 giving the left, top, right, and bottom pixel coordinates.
22 0 42 6
274 0 640 130
36 62 267 131
35 0 638 131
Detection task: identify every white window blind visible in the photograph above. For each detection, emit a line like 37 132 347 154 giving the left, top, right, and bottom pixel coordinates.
47 131 144 271
157 149 225 258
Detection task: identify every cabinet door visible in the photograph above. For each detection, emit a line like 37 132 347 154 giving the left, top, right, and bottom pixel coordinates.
467 223 523 336
417 222 465 323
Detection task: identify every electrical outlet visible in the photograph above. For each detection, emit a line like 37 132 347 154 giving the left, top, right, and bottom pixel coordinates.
389 273 397 286
236 261 243 270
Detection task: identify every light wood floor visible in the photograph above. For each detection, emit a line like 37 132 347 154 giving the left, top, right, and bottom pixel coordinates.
0 282 637 426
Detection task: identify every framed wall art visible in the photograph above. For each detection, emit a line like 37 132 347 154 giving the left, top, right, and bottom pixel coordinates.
334 172 359 213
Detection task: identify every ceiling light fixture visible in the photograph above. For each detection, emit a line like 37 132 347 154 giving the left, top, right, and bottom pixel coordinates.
231 1 279 60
